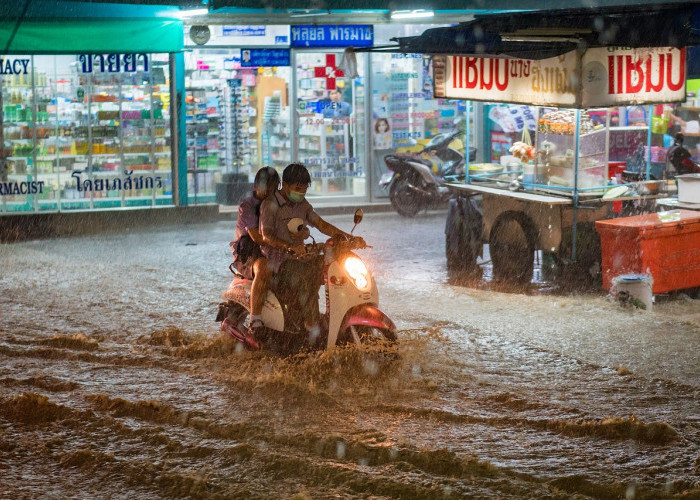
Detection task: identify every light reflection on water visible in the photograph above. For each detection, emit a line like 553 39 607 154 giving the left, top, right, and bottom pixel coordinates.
1 212 699 498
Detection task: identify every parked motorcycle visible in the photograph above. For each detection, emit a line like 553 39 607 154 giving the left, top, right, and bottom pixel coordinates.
216 209 396 354
379 128 477 217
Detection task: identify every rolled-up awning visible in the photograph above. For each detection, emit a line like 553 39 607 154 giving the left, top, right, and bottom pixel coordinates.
1 1 183 54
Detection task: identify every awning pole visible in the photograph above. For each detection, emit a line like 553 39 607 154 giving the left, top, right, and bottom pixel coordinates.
646 105 653 180
572 108 581 262
464 99 470 184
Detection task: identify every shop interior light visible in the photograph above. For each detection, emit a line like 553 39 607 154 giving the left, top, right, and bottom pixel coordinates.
174 8 209 18
390 9 435 20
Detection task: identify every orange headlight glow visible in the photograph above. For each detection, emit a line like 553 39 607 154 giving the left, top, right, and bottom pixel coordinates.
343 256 370 291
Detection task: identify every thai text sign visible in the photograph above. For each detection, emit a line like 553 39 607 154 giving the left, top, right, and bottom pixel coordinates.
291 25 373 48
433 47 686 108
78 54 149 74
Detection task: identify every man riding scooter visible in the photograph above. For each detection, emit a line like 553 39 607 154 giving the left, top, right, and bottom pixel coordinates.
259 163 365 345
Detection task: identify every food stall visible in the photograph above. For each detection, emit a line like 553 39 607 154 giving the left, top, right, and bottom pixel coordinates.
347 4 700 285
430 45 687 284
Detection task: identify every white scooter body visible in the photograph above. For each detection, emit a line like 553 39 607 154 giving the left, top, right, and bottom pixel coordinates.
219 214 395 350
323 247 381 348
221 279 285 333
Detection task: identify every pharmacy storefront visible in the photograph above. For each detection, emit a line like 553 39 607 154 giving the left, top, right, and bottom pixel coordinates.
184 23 475 204
0 16 182 214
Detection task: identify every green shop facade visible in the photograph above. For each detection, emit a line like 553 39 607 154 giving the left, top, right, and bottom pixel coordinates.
0 2 187 215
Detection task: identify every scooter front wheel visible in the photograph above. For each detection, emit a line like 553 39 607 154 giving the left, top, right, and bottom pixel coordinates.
341 325 397 347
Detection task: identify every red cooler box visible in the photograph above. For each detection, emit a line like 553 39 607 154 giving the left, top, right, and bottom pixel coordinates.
595 210 700 293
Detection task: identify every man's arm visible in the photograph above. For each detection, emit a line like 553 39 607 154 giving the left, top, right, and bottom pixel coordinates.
315 217 348 238
314 215 366 247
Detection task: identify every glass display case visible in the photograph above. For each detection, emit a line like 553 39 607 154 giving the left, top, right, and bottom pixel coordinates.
1 54 172 213
186 85 223 204
534 108 609 192
184 50 292 204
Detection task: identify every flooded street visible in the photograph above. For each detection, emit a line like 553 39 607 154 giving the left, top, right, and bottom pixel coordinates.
1 211 699 498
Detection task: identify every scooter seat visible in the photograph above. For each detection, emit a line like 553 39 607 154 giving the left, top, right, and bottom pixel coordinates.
385 154 432 170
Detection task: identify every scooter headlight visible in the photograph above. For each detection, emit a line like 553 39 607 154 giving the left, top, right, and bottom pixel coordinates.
343 256 371 292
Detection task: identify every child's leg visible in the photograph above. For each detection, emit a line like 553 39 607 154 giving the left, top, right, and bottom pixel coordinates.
250 257 271 317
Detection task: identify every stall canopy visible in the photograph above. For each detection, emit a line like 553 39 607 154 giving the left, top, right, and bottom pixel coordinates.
394 4 699 57
367 3 700 78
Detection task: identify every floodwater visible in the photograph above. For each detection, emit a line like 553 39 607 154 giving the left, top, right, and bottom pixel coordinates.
1 211 699 499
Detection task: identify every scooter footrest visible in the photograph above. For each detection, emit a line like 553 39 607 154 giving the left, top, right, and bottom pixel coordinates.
221 318 260 350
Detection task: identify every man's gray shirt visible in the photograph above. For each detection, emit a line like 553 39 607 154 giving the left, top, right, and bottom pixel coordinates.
260 190 321 272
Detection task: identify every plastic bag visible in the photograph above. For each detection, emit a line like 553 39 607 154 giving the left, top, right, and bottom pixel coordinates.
338 48 358 79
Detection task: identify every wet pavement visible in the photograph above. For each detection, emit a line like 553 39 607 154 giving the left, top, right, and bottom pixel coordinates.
1 210 699 498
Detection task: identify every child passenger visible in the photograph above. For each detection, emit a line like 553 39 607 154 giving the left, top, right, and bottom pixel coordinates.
230 166 280 340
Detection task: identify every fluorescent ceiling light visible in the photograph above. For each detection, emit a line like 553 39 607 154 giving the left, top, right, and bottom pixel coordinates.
289 9 330 17
390 9 435 20
174 8 209 18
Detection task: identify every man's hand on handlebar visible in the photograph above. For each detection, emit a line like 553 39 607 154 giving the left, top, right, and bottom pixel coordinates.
286 243 307 256
350 236 367 248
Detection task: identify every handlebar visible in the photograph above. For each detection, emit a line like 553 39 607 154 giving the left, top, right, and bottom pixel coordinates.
288 235 370 258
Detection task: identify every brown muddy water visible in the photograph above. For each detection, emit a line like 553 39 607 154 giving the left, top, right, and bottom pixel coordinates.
1 212 699 499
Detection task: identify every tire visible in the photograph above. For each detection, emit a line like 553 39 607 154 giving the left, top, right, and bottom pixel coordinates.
489 211 536 285
390 175 423 217
338 325 397 347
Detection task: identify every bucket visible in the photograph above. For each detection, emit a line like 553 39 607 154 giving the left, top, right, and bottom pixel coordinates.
611 273 653 311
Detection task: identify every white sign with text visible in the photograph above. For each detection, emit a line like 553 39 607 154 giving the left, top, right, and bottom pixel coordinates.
433 47 686 108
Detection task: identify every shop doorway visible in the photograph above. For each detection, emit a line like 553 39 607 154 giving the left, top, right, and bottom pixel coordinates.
294 51 367 199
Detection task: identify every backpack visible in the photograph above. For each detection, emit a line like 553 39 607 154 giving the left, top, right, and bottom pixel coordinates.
234 233 263 264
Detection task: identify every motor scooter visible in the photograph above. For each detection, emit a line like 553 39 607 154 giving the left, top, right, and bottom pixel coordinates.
379 126 477 217
216 209 396 353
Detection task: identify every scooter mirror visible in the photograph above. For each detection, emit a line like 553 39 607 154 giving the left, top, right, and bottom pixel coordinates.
353 209 363 225
350 209 363 235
